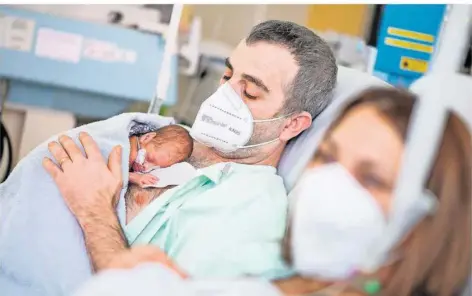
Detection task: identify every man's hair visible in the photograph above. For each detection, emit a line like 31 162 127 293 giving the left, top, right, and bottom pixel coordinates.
246 20 338 119
152 125 194 162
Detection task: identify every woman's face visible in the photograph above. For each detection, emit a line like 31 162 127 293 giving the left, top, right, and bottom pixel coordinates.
310 104 405 214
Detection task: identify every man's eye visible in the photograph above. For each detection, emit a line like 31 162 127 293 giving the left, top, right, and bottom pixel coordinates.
221 67 232 81
244 91 257 100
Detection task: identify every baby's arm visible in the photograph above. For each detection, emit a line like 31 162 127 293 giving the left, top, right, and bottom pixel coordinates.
129 172 159 187
128 172 141 185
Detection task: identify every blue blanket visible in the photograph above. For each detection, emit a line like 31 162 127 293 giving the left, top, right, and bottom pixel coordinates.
0 112 174 296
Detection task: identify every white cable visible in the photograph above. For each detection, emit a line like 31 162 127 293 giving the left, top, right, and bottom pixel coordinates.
430 5 472 74
148 4 184 114
253 5 267 27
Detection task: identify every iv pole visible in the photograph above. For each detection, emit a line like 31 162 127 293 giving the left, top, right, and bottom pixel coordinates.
148 4 184 114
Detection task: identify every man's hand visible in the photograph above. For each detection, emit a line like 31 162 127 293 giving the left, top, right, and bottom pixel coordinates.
43 132 128 271
43 132 122 222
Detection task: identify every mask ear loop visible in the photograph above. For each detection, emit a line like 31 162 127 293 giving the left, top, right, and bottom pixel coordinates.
237 112 297 149
236 137 280 149
252 112 296 123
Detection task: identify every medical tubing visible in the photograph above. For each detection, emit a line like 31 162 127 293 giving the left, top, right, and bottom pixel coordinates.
0 120 13 183
0 79 13 182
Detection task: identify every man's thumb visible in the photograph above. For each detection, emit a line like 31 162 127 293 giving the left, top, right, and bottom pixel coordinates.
108 145 123 186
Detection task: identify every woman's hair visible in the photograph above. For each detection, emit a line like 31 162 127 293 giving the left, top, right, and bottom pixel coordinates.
336 88 471 296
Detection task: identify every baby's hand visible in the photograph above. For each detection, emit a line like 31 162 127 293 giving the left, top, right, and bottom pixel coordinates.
139 174 159 186
129 172 159 187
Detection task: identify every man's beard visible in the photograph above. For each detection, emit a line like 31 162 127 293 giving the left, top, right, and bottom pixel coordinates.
213 119 285 159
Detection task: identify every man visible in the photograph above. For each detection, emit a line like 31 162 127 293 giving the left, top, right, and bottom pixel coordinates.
44 20 337 279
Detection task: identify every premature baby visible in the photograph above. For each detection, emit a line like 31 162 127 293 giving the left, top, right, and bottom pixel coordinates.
128 125 194 187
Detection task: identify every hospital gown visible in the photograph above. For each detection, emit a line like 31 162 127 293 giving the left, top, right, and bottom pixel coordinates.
125 162 292 279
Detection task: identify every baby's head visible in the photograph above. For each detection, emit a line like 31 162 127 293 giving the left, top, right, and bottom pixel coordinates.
134 125 193 171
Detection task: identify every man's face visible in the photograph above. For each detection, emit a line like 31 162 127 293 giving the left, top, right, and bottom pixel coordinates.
217 40 299 158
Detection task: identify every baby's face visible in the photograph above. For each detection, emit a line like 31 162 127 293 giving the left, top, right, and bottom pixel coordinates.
136 142 183 172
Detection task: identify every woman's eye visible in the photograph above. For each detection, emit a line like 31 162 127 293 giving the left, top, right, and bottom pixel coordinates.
314 149 336 164
360 174 387 190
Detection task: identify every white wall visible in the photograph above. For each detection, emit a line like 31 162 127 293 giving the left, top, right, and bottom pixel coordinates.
191 4 309 47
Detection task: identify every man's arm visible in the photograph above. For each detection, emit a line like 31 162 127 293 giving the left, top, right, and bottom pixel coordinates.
80 208 186 275
79 206 129 271
43 132 184 273
43 133 129 272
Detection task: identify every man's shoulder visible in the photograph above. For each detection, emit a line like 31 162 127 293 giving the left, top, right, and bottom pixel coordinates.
195 162 288 201
225 162 278 176
219 163 288 202
226 163 285 187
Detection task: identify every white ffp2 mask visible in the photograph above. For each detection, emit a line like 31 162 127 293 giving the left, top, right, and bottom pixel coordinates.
190 82 289 153
290 163 387 280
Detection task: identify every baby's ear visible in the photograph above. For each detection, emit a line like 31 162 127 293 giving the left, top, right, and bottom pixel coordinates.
139 132 157 144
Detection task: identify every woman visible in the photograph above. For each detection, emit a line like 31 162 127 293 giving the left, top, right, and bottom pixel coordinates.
275 87 471 296
75 87 471 296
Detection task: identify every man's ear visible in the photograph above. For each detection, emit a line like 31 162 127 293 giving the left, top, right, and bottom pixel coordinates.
139 132 157 145
279 111 312 142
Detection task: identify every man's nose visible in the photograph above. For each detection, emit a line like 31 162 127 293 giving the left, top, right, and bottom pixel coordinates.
227 80 244 97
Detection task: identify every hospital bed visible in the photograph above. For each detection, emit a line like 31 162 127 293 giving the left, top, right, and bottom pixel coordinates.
69 62 472 296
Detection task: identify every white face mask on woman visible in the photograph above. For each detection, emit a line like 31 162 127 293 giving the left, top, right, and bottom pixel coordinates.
290 163 387 280
288 79 454 280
